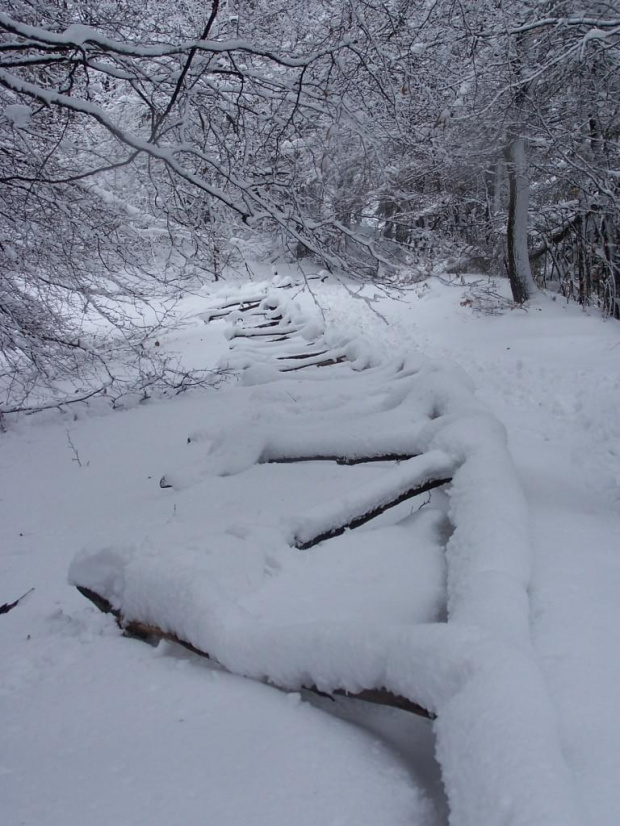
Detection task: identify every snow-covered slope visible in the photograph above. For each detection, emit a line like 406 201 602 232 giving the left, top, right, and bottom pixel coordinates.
2 268 619 826
317 275 620 825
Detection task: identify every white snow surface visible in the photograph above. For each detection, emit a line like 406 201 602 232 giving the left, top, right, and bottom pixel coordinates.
2 265 619 826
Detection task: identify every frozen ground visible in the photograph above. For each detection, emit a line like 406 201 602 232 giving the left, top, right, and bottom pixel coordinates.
1 265 619 826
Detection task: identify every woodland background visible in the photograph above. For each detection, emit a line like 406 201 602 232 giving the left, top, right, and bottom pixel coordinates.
1 0 619 411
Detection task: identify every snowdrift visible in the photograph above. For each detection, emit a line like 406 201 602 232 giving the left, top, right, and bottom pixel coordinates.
70 280 581 826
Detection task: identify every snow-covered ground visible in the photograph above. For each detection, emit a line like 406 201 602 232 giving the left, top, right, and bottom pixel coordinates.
2 266 619 826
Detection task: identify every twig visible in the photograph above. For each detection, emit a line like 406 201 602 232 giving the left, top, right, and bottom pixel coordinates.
66 429 85 467
0 587 34 615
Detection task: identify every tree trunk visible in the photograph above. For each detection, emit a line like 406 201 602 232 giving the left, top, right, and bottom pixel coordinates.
504 136 537 303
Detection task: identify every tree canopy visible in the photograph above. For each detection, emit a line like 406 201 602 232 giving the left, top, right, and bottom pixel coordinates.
2 0 619 410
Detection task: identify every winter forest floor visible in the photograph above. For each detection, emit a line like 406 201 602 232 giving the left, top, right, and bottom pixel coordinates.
2 265 620 826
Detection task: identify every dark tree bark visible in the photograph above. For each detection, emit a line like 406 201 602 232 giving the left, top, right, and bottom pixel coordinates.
504 136 537 304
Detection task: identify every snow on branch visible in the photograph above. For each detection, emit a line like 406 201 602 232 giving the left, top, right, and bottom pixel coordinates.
0 13 349 66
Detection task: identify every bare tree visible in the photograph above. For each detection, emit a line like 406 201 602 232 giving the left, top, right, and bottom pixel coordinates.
0 1 359 410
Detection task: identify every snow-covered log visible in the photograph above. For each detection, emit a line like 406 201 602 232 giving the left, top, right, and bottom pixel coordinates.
75 585 435 720
289 450 454 549
70 282 582 826
264 451 416 465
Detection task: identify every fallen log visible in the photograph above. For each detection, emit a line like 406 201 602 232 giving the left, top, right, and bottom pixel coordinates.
263 452 416 466
289 450 454 550
252 320 283 329
75 585 434 720
294 477 451 549
229 324 297 339
201 300 262 322
259 428 429 467
276 350 329 360
280 355 347 371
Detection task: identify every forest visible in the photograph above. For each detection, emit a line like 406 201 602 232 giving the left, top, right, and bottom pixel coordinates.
1 0 619 411
2 5 620 826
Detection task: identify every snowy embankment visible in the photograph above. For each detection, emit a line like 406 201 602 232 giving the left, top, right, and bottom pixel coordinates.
318 275 620 826
2 268 619 826
69 278 579 826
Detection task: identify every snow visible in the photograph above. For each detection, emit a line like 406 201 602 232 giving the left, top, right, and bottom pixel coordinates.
286 450 454 547
3 102 31 128
2 267 620 826
3 624 431 826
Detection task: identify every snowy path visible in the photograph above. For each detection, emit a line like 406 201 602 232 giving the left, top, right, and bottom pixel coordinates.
2 270 619 826
317 276 620 826
71 278 579 825
0 276 445 826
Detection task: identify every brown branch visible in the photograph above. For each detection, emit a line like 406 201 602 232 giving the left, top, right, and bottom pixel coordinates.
75 586 434 720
